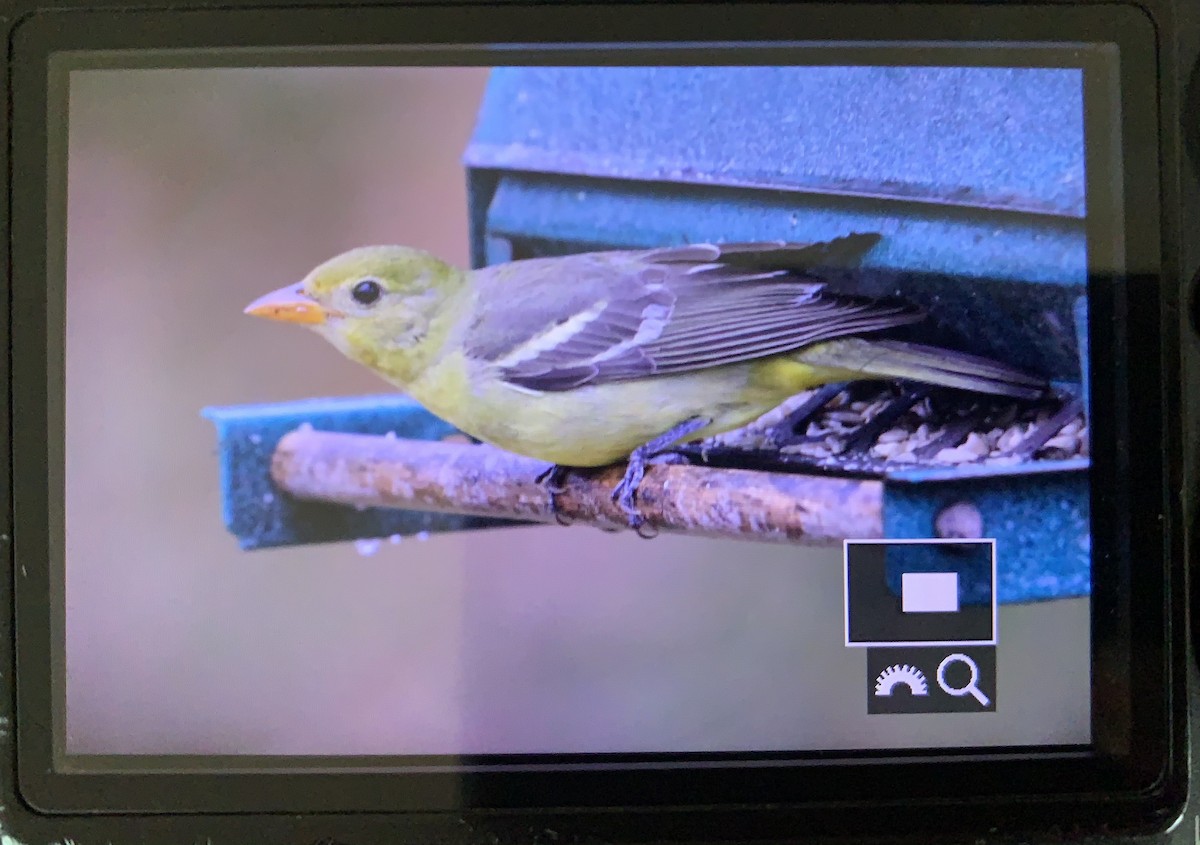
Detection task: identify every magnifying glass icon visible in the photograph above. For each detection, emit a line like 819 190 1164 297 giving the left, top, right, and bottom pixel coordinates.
936 653 991 707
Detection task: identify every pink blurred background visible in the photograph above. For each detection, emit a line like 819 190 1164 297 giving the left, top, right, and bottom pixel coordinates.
63 66 1089 757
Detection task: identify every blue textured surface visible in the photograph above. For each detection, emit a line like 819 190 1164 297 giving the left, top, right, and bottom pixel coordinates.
202 395 508 550
883 468 1091 604
486 173 1086 284
466 66 1086 217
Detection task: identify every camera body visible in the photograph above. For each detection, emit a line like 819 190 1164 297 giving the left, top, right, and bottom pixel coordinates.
0 0 1197 843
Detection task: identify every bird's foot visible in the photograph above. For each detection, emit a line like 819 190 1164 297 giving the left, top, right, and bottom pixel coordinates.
610 458 646 520
609 417 710 537
609 468 658 539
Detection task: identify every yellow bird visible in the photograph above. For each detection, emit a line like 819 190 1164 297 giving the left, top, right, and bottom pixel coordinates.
245 234 1045 524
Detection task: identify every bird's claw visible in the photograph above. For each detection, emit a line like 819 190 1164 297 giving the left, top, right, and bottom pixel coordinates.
537 464 575 526
611 477 640 514
611 458 644 504
611 456 651 534
614 491 657 538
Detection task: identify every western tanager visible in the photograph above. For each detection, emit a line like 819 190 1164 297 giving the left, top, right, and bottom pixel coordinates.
245 234 1046 524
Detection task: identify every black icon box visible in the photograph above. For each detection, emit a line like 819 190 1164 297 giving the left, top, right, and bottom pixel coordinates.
845 540 996 647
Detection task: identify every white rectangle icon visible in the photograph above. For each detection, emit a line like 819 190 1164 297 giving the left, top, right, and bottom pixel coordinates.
843 538 998 648
901 572 959 613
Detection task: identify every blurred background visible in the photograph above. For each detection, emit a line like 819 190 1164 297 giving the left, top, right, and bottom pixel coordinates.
64 66 1088 757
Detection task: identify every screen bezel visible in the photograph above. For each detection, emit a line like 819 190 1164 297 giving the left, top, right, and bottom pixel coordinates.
6 0 1185 831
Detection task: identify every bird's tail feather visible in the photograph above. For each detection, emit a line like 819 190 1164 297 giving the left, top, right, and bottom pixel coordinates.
793 338 1048 400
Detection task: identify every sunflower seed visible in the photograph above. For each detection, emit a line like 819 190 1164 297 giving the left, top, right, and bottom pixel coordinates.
997 426 1025 452
781 442 832 458
1043 434 1078 452
871 441 903 458
864 400 891 418
935 446 981 463
910 425 939 448
963 432 991 456
985 454 1022 466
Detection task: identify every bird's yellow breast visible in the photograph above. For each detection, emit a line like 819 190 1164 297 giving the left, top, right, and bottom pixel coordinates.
399 350 844 467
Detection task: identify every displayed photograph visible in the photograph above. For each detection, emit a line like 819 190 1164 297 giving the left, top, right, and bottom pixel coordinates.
63 61 1093 759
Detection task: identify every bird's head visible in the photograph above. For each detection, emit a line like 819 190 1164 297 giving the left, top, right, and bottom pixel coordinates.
244 245 463 374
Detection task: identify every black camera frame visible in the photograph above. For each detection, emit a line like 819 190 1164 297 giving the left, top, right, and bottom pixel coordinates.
2 0 1197 842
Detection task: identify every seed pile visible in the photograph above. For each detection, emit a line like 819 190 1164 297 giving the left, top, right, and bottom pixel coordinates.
693 382 1088 474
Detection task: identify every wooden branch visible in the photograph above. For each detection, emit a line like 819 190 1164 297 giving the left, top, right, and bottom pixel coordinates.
271 429 884 544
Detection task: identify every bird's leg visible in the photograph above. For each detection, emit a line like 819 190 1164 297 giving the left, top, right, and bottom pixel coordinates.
612 416 711 530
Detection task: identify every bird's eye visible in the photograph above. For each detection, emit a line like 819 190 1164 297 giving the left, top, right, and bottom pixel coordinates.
351 278 383 306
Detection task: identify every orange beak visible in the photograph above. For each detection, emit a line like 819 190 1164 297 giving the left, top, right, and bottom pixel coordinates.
243 284 333 325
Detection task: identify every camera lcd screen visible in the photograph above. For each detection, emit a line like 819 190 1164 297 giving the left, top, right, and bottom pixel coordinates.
12 6 1169 814
59 56 1101 758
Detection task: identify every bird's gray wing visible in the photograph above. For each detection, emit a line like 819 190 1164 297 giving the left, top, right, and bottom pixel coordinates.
465 234 923 392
